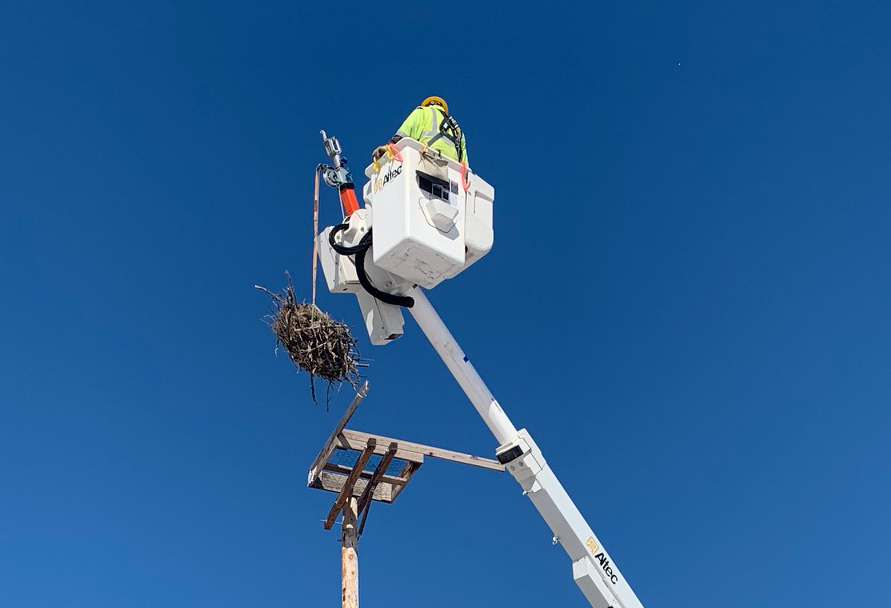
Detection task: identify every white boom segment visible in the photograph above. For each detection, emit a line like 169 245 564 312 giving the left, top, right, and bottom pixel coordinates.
407 288 517 444
408 288 644 608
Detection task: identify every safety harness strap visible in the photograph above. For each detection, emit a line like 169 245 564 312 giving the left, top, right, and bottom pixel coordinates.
425 107 464 162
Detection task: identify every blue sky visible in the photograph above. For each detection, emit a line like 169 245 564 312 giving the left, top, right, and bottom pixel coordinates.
2 1 890 606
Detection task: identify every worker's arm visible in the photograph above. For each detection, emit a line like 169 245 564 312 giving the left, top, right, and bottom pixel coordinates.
376 107 426 160
393 107 427 142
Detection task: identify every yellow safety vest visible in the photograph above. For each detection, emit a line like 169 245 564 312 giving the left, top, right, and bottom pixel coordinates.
395 106 469 166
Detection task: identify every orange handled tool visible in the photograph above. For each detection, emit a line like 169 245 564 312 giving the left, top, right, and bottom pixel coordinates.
319 130 361 217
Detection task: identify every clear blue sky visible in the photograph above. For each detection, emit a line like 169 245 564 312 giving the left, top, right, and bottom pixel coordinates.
2 2 889 606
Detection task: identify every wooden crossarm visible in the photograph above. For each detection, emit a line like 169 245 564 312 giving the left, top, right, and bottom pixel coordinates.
357 443 397 517
307 382 369 487
324 438 376 530
356 442 397 537
340 428 504 472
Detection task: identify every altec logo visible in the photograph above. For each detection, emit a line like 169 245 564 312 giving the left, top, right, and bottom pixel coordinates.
586 537 599 554
373 165 402 193
593 552 619 585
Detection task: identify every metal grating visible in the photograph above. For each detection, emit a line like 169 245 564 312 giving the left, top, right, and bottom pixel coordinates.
329 447 410 477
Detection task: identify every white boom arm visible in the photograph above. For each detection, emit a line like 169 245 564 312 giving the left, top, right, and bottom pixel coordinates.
315 134 644 607
408 287 645 608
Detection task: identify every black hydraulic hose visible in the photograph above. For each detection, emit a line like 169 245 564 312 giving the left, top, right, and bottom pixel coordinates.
328 223 369 255
328 223 414 308
355 246 414 308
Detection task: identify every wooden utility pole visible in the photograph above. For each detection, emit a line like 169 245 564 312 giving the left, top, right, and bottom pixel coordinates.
341 497 359 608
308 382 505 606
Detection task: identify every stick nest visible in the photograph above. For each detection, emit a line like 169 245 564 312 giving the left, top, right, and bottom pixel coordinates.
257 277 362 407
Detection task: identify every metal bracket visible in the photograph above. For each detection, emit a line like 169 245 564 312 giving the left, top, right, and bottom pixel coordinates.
322 165 352 188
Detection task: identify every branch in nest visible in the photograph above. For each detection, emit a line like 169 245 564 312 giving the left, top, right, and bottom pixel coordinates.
256 276 365 408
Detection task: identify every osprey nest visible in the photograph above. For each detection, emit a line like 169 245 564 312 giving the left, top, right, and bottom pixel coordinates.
257 278 362 406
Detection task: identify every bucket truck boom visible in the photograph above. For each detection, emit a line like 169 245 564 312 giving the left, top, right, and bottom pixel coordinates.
316 134 646 608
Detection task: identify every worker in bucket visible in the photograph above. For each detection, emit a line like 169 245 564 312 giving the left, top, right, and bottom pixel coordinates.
374 96 469 166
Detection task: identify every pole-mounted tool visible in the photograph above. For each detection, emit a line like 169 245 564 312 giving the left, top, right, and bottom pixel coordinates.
319 130 360 217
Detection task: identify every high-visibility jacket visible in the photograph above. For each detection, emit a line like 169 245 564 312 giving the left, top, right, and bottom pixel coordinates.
395 105 469 166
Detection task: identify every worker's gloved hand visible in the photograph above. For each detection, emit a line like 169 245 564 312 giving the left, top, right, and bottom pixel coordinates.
372 145 388 161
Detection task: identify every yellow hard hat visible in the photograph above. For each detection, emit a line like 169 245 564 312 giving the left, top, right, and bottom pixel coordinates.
421 96 448 114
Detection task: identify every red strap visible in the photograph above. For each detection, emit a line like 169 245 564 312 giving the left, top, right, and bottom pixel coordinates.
312 167 320 306
387 142 403 162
